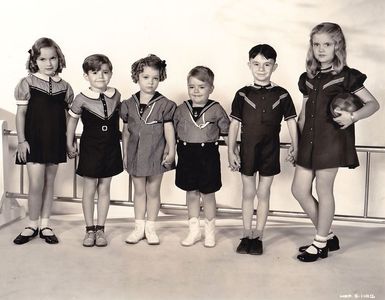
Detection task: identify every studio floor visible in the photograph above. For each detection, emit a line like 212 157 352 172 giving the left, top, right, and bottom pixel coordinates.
0 205 384 300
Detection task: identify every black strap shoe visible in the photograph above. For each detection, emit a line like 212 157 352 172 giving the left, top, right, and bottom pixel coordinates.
299 235 340 252
249 237 263 255
297 244 328 262
236 237 251 254
13 227 39 245
39 227 59 244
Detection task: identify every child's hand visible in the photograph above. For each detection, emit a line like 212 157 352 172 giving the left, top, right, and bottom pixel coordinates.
66 144 78 159
286 144 297 166
228 151 241 172
16 141 30 163
333 108 354 129
162 151 175 168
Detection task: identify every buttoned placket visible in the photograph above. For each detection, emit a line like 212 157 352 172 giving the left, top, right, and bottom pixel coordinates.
100 94 108 132
48 77 52 95
308 75 322 145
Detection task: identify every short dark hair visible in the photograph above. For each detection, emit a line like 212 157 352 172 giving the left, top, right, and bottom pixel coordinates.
131 54 167 83
249 44 277 61
26 37 66 74
82 54 113 73
187 66 214 86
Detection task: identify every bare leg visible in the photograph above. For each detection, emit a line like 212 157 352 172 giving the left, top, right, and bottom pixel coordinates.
40 164 59 219
254 175 274 237
145 174 163 221
96 177 112 226
291 165 319 226
315 168 338 237
186 190 201 219
241 174 257 236
132 176 147 220
82 177 98 226
202 192 216 221
26 163 46 221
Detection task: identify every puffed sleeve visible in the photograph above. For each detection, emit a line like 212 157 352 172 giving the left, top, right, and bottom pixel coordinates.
230 88 245 122
65 84 74 108
68 94 83 119
280 91 297 121
216 104 230 136
298 72 309 96
163 100 177 123
14 77 30 105
173 105 181 129
345 68 367 93
120 100 129 123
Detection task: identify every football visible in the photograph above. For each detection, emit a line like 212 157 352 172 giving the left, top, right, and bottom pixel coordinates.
330 93 363 118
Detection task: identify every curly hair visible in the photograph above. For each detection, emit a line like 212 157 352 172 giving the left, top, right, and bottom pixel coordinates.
306 22 347 78
26 37 66 74
131 54 167 83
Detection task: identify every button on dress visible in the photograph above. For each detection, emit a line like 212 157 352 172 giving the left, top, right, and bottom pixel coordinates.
14 73 74 164
69 87 123 178
297 66 367 170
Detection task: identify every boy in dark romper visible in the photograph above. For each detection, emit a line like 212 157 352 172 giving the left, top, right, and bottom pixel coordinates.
228 44 298 255
174 66 230 248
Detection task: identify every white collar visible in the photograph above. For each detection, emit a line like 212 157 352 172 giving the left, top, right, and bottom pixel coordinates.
32 72 61 82
82 87 116 99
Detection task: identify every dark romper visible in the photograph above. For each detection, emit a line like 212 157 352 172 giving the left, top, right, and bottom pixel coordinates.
14 73 74 164
230 84 297 176
297 66 367 170
174 100 230 194
120 92 176 177
69 87 123 178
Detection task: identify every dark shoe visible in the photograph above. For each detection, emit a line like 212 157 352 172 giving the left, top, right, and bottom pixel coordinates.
249 237 263 255
39 227 59 244
299 235 340 252
13 227 39 245
297 244 328 262
236 237 251 254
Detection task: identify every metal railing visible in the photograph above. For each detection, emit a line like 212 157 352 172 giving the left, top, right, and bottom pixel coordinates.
1 120 385 224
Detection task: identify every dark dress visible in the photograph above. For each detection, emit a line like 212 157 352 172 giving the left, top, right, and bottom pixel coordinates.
297 66 367 170
69 87 123 178
14 73 74 164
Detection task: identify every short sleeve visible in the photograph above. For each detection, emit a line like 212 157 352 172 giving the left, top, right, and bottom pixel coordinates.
173 105 181 128
65 84 74 108
230 89 244 122
14 78 30 105
216 104 230 136
345 68 367 93
298 72 309 96
280 91 297 121
163 100 177 123
120 100 129 123
68 94 83 118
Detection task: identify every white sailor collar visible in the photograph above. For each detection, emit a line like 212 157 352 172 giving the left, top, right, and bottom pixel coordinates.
32 72 62 83
82 87 116 99
249 81 276 90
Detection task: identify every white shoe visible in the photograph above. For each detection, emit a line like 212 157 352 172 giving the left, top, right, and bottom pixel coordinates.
204 218 216 248
181 217 201 247
125 220 145 244
145 221 160 245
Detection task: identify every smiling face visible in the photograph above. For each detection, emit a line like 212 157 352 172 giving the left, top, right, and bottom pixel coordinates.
248 54 277 85
138 66 160 95
84 63 112 93
36 47 59 76
312 32 336 68
187 76 214 106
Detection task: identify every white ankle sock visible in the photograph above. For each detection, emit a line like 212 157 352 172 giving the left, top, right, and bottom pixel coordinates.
40 218 50 228
327 232 335 239
21 220 39 236
306 235 327 254
243 229 252 238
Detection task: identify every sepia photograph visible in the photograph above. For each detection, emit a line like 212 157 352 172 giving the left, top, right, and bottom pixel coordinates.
0 0 384 299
